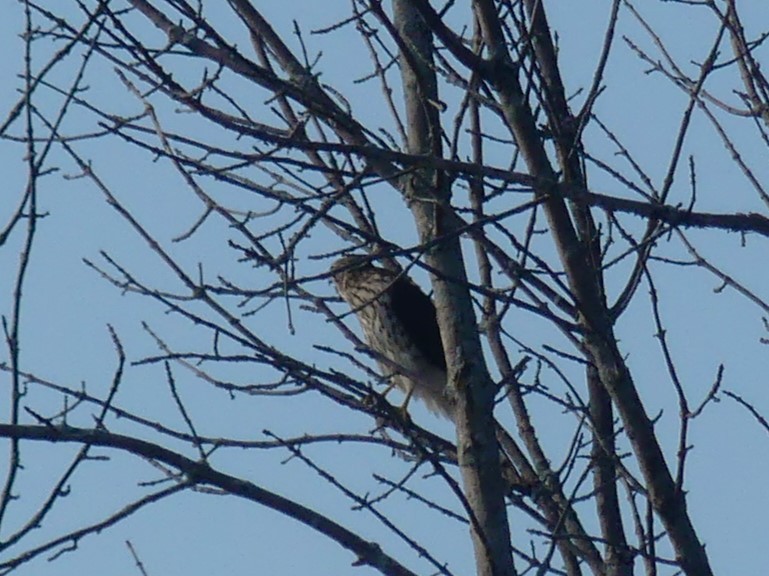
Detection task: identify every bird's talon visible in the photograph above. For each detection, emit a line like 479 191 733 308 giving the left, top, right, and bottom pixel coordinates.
362 392 378 410
396 404 412 422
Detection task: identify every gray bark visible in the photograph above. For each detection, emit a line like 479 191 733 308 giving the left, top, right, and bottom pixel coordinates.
392 3 516 575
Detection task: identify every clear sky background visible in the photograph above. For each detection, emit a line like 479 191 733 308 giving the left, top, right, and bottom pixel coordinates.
1 2 769 575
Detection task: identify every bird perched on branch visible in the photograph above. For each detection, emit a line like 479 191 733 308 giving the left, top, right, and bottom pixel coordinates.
331 255 539 497
330 255 453 418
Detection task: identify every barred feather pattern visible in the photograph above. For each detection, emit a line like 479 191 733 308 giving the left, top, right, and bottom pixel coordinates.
330 256 453 418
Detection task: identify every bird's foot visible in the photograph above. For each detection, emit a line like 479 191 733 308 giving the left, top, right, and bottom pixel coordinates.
396 403 413 423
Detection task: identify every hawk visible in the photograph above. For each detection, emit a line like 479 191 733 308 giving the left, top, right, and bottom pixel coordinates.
331 256 536 497
330 255 453 418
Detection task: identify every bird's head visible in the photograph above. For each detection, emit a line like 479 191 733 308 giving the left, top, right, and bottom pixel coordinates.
329 254 375 295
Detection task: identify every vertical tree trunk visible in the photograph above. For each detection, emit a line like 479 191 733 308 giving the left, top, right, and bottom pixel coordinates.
391 2 516 575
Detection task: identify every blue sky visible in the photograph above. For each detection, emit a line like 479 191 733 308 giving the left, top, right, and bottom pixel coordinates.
2 2 769 575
